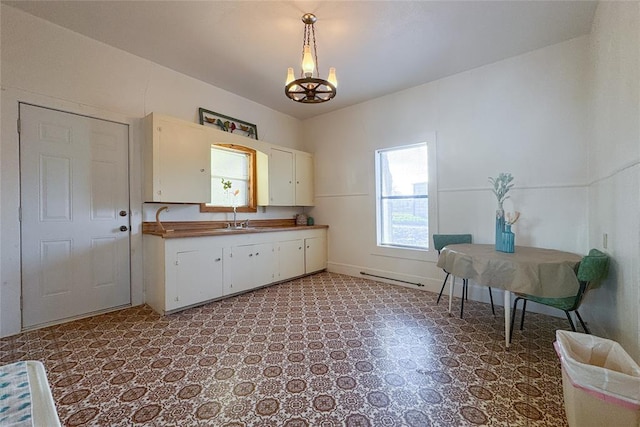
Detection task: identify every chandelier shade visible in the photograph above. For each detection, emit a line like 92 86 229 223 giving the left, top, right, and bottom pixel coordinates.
285 13 337 104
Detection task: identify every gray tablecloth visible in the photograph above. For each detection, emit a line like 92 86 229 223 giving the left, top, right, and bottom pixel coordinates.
436 244 583 298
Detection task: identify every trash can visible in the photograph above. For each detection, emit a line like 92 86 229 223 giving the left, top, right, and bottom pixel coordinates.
555 330 640 427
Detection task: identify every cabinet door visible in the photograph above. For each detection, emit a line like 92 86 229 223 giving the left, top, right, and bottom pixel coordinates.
269 148 294 206
171 248 224 310
295 152 314 206
155 119 210 203
278 239 305 281
228 244 256 294
305 236 327 274
228 243 275 294
252 242 276 285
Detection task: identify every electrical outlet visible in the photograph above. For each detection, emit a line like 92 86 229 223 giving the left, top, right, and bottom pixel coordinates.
603 233 608 249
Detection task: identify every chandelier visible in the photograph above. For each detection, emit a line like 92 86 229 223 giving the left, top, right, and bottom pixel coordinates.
285 13 337 104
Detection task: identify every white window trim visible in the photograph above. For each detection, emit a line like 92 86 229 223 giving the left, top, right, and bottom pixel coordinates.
372 138 438 263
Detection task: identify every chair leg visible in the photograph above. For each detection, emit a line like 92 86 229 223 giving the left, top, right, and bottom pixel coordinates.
519 300 527 331
564 311 577 332
574 310 590 334
460 279 467 318
436 273 450 305
510 297 521 343
488 287 495 315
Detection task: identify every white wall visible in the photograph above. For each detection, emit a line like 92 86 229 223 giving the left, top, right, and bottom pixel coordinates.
584 2 640 359
0 5 302 337
303 36 590 302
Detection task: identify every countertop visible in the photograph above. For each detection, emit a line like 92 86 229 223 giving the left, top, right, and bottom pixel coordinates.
142 219 327 239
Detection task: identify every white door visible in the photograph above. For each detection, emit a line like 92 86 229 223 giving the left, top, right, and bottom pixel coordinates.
20 104 131 328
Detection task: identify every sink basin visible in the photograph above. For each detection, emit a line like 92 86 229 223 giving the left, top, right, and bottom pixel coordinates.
216 227 258 232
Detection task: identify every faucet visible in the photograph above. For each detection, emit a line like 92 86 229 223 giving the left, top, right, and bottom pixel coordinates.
155 206 169 232
233 206 238 228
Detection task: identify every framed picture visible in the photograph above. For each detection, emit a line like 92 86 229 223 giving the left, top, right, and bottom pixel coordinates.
198 108 258 140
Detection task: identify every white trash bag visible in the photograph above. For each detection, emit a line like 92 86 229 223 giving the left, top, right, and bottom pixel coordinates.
555 330 640 427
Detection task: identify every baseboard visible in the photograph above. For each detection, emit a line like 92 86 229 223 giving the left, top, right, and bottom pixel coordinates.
327 261 566 319
327 262 442 293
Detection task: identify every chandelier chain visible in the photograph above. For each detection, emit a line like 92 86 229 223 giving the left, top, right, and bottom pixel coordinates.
311 25 319 79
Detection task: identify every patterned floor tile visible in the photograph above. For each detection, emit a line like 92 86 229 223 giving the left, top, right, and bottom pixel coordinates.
0 272 571 426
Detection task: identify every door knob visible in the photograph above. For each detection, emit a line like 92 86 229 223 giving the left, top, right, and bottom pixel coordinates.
119 210 127 217
120 225 129 232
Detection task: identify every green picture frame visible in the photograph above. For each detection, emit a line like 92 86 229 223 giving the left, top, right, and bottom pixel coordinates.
198 107 258 140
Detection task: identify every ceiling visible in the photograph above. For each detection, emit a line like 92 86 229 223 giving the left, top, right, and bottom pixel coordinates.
4 1 597 120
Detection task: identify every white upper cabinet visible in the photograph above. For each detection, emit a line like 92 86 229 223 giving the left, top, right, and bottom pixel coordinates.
143 113 314 206
268 148 315 206
269 148 295 206
144 113 211 203
295 152 314 206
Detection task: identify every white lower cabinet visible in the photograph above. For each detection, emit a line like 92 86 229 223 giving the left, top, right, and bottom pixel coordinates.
144 236 225 314
277 239 305 281
174 248 224 310
226 243 275 295
144 228 327 315
305 236 327 273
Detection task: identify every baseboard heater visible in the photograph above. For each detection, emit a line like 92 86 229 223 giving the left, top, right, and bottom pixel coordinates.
360 271 424 287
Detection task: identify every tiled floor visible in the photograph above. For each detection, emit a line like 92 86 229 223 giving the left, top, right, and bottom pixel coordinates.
0 272 570 426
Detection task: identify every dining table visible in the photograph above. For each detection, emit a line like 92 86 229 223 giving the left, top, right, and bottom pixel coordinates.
436 243 583 348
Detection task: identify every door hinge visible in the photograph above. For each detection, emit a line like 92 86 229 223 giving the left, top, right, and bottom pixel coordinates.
175 260 179 266
17 118 21 134
18 206 22 222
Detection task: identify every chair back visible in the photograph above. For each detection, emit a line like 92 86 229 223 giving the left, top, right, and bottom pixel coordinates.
433 234 472 253
571 248 610 310
577 248 610 288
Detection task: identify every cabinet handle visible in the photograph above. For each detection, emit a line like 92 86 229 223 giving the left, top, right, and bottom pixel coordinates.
200 168 205 172
249 253 253 257
255 252 260 256
214 258 221 262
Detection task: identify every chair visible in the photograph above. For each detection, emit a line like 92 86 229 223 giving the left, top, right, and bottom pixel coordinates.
433 234 495 318
510 248 609 342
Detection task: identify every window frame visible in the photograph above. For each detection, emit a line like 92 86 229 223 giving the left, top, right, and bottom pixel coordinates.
372 139 438 262
200 143 258 213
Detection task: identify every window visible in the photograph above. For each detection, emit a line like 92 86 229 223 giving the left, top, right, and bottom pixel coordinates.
375 143 429 250
200 144 257 213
